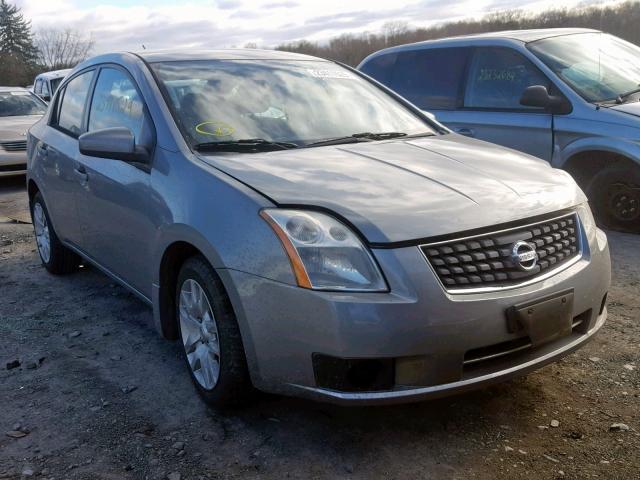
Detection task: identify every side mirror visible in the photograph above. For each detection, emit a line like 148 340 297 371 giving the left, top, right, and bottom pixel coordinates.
520 85 571 114
423 111 437 122
40 93 50 102
79 127 149 163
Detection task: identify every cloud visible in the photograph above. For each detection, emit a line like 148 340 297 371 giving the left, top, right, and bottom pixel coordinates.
14 0 601 54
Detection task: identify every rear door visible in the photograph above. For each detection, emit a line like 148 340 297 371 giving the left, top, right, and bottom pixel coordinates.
446 47 553 160
75 65 156 296
36 69 96 247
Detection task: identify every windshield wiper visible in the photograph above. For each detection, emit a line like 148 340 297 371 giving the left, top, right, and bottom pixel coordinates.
616 86 640 104
305 131 408 148
194 138 300 153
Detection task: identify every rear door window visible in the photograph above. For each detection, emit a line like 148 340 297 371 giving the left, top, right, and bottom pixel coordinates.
464 47 550 110
389 48 471 110
56 71 95 136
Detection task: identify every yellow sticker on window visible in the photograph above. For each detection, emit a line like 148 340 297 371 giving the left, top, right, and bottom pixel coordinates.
195 121 235 137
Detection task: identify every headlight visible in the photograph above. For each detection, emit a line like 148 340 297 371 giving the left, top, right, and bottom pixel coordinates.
261 209 387 291
577 202 596 234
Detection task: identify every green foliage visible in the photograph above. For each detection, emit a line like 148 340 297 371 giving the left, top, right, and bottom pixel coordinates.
277 1 640 66
0 0 39 86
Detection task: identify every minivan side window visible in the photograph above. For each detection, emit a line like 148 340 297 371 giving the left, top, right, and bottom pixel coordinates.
41 80 50 98
389 48 471 110
88 68 146 140
464 48 550 110
360 53 397 86
34 79 42 95
56 71 95 136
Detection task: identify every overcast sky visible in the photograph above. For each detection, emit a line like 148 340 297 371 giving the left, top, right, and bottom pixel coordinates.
16 0 605 53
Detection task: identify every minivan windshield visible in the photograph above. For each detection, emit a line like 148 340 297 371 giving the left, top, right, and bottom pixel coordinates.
529 32 640 103
151 60 435 151
0 91 47 117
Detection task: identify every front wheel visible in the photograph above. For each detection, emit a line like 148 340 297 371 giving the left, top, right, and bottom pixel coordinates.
30 192 81 274
176 256 253 408
587 165 640 234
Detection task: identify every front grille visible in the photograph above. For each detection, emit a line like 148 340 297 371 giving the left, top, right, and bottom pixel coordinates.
421 212 581 291
0 140 27 152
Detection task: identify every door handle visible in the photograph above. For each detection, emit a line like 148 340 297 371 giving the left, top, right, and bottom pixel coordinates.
454 127 475 137
74 165 88 182
37 142 48 156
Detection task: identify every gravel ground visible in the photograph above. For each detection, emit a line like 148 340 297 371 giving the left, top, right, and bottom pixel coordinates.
1 176 638 480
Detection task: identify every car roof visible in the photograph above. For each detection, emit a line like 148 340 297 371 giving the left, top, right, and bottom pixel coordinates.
431 28 598 43
362 28 600 60
0 86 29 92
134 48 328 63
35 68 73 80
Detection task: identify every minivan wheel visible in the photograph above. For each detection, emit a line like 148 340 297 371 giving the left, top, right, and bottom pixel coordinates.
176 256 253 408
587 165 640 233
30 192 81 274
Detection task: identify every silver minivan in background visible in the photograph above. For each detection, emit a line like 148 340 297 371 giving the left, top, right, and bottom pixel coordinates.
359 29 640 233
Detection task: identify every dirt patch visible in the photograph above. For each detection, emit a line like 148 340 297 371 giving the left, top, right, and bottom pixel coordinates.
0 180 638 480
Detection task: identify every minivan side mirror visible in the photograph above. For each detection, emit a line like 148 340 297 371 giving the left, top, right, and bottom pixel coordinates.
40 93 51 102
79 127 149 163
520 85 571 114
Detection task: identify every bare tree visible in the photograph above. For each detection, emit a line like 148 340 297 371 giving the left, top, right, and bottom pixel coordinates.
35 28 94 70
277 1 640 66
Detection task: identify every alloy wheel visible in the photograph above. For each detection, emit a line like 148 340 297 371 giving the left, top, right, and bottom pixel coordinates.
33 202 51 263
179 279 221 390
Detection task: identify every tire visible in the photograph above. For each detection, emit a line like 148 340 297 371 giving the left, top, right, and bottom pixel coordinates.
586 165 640 233
176 255 253 408
30 192 81 274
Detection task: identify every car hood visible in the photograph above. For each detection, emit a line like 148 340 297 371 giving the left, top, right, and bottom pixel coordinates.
0 115 42 139
198 135 585 244
610 101 640 118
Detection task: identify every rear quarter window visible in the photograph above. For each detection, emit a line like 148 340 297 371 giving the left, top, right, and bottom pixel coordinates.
389 47 471 110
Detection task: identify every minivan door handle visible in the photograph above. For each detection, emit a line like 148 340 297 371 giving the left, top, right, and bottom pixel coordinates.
73 165 88 182
454 127 475 137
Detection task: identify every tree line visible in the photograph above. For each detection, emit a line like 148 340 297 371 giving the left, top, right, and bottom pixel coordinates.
276 1 640 66
0 0 93 86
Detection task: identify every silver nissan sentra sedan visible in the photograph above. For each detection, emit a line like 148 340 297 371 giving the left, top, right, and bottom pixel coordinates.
27 49 611 407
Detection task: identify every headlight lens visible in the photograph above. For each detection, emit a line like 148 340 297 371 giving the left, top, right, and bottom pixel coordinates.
577 202 596 234
261 209 387 291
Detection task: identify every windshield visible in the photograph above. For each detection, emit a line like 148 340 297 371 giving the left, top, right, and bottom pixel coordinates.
151 60 435 150
0 91 47 117
529 33 640 103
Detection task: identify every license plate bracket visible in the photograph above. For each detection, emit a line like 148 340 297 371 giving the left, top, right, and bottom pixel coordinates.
506 289 574 347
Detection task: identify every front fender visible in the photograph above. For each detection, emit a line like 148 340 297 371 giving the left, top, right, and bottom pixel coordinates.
556 136 640 169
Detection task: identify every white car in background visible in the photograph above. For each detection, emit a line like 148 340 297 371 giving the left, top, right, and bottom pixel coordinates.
0 87 47 177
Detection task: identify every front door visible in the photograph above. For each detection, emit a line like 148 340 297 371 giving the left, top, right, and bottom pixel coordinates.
75 66 157 297
436 47 553 161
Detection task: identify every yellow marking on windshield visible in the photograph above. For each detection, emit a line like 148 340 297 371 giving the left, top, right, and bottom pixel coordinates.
195 121 235 137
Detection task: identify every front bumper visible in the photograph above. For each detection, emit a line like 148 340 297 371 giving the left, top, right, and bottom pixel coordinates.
0 151 27 177
222 225 610 405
